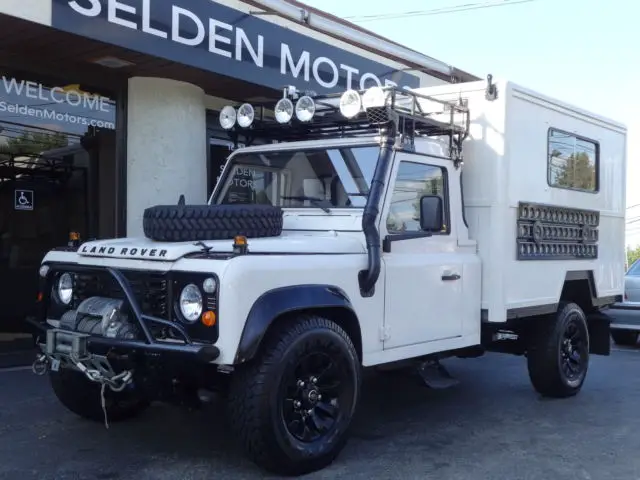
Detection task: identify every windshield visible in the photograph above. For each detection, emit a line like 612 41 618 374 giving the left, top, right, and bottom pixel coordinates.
214 146 379 209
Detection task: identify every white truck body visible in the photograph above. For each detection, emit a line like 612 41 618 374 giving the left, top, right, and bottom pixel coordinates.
413 79 627 322
44 79 626 366
31 76 627 475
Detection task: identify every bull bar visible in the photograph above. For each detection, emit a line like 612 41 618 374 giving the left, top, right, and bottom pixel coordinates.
27 263 221 363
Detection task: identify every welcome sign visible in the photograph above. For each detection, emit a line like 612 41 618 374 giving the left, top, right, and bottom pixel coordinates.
0 75 116 132
52 0 421 94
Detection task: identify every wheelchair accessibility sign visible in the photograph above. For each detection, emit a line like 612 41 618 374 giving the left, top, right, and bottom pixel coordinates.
14 189 34 211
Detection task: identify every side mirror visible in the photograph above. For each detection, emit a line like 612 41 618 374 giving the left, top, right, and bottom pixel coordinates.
419 195 444 232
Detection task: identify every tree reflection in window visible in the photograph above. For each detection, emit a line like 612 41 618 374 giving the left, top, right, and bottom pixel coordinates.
548 129 598 192
0 130 68 158
386 161 446 233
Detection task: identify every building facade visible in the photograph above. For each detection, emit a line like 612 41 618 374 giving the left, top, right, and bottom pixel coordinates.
0 0 477 331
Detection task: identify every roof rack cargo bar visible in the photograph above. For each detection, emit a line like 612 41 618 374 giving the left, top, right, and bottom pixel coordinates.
218 85 470 160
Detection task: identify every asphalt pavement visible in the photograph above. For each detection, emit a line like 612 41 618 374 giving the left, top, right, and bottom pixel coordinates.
2 347 640 480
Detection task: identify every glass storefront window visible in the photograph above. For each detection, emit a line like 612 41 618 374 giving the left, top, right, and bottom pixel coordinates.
0 71 117 329
0 74 115 142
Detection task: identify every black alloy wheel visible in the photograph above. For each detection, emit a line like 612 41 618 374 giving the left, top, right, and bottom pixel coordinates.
280 351 354 444
558 315 589 385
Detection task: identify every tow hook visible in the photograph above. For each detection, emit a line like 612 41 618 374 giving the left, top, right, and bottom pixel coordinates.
32 354 49 376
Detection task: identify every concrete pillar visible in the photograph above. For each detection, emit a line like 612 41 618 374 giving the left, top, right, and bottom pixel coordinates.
126 77 207 237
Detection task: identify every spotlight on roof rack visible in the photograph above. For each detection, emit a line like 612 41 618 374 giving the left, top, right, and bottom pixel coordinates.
362 86 389 109
237 103 255 128
295 95 315 122
274 98 294 124
339 90 362 119
219 105 237 130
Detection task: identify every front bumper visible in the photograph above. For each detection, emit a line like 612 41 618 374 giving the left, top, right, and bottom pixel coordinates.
29 264 220 365
605 302 640 331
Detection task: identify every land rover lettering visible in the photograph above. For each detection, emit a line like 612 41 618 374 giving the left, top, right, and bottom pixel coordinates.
79 245 168 258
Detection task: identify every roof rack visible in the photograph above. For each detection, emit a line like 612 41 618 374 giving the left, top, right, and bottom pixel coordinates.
218 85 470 160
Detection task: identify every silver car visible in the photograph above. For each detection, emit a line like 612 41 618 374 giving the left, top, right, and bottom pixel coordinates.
625 260 640 301
607 260 640 346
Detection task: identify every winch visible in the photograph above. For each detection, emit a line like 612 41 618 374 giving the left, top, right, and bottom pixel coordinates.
33 296 138 397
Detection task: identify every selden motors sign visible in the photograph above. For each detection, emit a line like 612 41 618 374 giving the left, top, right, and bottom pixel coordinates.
52 0 421 93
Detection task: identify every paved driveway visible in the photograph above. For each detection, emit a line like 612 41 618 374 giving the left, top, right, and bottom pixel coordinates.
2 348 640 480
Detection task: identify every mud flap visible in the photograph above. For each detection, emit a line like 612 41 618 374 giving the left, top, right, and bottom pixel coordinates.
586 311 611 356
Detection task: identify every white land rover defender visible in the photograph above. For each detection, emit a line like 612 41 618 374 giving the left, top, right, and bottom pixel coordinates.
29 76 627 475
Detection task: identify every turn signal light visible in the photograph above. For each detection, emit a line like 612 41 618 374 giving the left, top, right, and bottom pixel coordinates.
202 311 216 327
233 235 248 255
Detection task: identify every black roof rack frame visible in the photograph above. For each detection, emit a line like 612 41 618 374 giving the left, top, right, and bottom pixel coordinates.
223 86 470 163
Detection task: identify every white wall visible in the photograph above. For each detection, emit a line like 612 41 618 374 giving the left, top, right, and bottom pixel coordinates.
0 0 52 26
126 77 207 237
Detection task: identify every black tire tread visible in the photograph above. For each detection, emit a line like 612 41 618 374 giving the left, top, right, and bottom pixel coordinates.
142 204 283 242
50 368 149 423
527 301 589 398
227 315 360 476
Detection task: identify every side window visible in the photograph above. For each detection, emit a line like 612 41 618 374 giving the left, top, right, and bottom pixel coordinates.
548 128 599 192
386 161 448 234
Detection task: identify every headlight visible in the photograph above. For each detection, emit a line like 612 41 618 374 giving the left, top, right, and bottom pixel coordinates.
179 284 203 323
57 273 73 305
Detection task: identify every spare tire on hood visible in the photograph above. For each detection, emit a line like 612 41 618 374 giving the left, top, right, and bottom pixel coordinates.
142 204 284 242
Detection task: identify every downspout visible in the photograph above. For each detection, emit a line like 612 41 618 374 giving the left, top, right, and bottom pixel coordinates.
359 122 396 297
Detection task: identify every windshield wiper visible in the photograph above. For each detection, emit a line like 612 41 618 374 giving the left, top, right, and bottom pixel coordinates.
282 195 332 213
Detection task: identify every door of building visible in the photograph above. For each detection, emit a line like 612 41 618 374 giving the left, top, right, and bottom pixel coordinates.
0 71 118 337
0 128 116 332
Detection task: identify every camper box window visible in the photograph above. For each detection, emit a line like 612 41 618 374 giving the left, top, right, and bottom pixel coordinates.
547 128 599 193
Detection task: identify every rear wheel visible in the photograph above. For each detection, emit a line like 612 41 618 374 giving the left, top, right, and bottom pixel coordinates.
527 302 590 398
611 329 639 346
50 368 149 423
227 314 361 476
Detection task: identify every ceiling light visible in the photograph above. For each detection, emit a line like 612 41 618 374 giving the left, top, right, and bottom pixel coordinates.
90 56 135 69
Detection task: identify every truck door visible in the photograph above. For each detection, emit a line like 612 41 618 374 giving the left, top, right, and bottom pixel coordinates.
381 153 464 349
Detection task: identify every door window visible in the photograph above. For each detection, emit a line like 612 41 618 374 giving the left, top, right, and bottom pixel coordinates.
386 161 449 234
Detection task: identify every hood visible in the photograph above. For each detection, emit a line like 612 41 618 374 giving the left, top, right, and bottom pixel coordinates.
76 232 365 261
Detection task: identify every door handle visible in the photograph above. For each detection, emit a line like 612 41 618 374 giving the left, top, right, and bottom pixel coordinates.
441 272 461 281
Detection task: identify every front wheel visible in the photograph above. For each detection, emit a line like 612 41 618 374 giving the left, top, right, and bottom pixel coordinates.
526 302 590 398
227 314 361 476
50 368 150 423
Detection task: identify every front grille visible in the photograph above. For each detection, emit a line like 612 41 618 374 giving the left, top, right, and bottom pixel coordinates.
73 270 169 319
